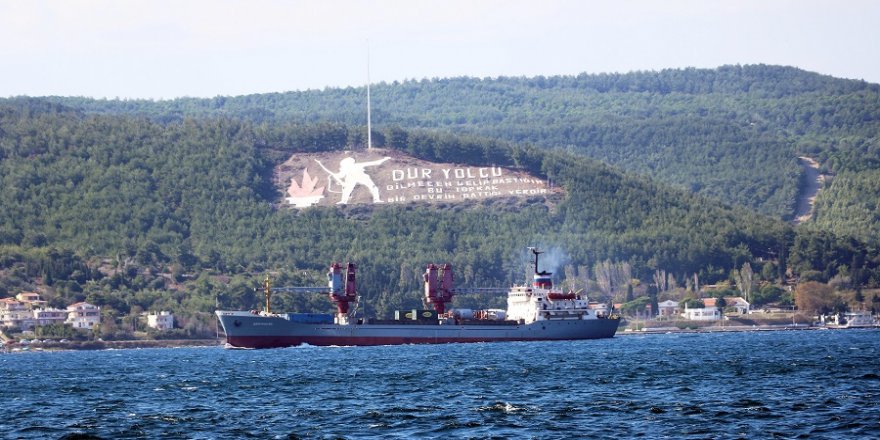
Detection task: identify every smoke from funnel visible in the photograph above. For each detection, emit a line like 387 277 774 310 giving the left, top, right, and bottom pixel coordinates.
536 246 568 275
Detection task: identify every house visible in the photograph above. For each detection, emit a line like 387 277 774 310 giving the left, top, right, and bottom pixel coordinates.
0 298 35 330
33 308 69 327
683 307 721 321
4 295 86 330
147 311 174 330
15 292 47 309
725 297 750 314
66 302 101 329
658 300 680 317
702 297 750 314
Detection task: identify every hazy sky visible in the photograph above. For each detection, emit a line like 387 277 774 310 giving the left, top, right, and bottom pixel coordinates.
2 0 878 99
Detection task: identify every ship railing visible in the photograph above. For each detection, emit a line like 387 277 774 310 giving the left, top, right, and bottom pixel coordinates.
453 288 509 295
270 287 330 294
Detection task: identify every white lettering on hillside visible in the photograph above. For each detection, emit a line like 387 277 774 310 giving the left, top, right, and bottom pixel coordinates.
393 167 503 181
382 165 548 205
281 151 554 208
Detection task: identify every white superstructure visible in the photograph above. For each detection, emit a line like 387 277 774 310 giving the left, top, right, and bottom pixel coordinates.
506 285 600 324
503 248 609 324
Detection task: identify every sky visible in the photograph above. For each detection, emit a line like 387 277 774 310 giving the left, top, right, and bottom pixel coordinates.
1 0 878 99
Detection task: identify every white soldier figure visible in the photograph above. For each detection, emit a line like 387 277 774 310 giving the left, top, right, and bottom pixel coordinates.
316 156 391 204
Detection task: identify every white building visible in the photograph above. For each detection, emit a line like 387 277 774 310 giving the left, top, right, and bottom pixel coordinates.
682 306 721 321
33 308 69 326
66 302 101 329
1 298 35 330
658 300 680 317
16 292 47 308
725 297 751 314
702 297 750 315
147 311 174 330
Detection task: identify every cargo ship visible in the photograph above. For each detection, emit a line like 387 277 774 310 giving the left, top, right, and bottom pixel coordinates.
216 249 620 348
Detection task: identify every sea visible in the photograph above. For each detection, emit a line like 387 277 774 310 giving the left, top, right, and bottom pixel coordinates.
2 329 879 439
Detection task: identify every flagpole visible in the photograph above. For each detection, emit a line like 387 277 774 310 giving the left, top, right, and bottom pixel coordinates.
366 40 372 150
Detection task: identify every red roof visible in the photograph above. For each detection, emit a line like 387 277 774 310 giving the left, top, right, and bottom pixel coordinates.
703 297 748 307
67 302 97 310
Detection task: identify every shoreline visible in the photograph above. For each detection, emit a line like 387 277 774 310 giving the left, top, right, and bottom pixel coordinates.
617 323 878 335
2 338 223 352
618 324 812 335
5 325 878 352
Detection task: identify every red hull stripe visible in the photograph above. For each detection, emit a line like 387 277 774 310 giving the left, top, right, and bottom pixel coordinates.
226 334 614 349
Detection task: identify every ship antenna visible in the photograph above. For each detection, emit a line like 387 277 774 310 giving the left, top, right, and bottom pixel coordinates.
366 40 372 150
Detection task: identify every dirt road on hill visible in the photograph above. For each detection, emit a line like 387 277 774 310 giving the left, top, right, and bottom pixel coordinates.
793 156 823 224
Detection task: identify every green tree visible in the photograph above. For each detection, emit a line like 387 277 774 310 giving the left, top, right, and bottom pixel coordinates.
716 296 727 319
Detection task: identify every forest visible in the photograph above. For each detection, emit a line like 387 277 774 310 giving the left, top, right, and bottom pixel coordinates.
40 64 880 238
2 65 879 338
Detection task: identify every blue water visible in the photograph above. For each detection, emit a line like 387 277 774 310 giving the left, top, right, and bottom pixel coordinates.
2 330 879 439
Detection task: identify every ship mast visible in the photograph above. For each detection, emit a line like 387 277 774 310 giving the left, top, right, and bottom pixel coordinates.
263 274 272 314
529 247 544 274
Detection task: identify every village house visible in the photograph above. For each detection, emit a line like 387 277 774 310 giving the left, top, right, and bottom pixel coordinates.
2 294 105 332
3 294 60 329
33 308 69 327
14 293 66 327
657 300 680 317
15 292 47 308
684 297 720 321
725 297 751 314
702 297 750 314
66 302 101 329
682 305 721 321
147 311 174 330
682 297 751 321
0 298 35 330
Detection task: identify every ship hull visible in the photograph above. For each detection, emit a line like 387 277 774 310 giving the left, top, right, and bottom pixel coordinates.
217 311 619 348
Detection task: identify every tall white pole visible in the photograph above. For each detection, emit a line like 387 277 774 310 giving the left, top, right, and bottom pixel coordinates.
366 41 372 150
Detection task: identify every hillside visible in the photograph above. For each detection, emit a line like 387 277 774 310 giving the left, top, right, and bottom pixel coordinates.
1 99 877 338
37 65 880 240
